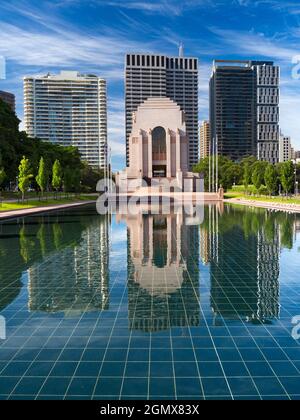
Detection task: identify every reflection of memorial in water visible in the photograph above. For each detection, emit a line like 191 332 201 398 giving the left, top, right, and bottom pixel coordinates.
208 207 280 324
28 216 110 315
119 207 200 332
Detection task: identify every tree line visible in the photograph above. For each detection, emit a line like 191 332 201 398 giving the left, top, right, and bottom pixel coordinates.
193 155 298 195
17 156 80 201
0 98 104 198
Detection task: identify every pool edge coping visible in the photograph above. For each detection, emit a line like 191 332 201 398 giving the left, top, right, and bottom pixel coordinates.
0 201 96 221
224 198 300 213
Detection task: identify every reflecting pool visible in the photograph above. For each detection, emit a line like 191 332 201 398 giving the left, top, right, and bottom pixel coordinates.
0 204 300 400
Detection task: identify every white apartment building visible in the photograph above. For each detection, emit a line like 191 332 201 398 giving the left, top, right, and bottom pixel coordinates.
279 134 292 163
256 63 280 164
24 71 107 169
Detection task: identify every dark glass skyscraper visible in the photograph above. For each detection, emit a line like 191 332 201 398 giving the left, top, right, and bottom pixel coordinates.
210 60 279 163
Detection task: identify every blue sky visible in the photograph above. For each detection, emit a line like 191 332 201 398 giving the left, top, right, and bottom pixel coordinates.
1 0 300 170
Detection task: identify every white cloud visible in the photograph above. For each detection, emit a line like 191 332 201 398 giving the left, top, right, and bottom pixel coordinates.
208 26 300 148
2 0 300 162
280 91 300 148
210 27 299 62
0 3 165 163
98 0 216 16
0 23 145 71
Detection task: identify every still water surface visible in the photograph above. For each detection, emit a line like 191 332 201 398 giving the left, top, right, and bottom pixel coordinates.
0 204 300 400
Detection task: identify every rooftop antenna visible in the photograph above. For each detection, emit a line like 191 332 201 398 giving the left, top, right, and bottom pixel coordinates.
179 42 184 57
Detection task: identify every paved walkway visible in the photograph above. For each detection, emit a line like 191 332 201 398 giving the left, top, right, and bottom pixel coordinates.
225 198 300 213
0 201 95 221
114 191 222 202
0 194 88 203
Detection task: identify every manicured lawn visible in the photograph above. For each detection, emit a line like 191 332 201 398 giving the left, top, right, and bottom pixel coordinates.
1 192 99 200
225 188 300 205
0 202 34 211
0 195 98 212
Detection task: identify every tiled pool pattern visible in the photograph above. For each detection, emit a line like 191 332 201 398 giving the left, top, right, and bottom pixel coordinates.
0 205 300 400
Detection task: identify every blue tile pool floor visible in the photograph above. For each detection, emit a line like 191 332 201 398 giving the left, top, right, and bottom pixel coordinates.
0 205 300 400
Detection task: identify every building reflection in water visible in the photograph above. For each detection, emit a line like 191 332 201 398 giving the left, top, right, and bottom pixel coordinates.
2 202 299 327
28 216 110 315
201 206 282 325
117 205 201 332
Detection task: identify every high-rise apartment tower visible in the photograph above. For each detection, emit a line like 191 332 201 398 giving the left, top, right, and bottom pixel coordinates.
24 71 107 168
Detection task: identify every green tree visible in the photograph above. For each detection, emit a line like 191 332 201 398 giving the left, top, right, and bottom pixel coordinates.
72 168 81 196
52 159 62 196
36 157 48 199
18 156 33 202
280 161 294 195
81 161 104 192
252 161 268 192
243 163 252 193
193 155 238 192
0 99 20 181
264 164 277 196
221 163 242 191
0 167 5 204
0 152 6 200
193 157 210 191
0 168 5 189
0 99 83 191
241 156 257 168
63 167 81 195
63 168 74 193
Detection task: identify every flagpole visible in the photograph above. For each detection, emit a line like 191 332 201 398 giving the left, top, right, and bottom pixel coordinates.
209 140 211 193
216 135 218 193
109 147 112 195
212 138 215 193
